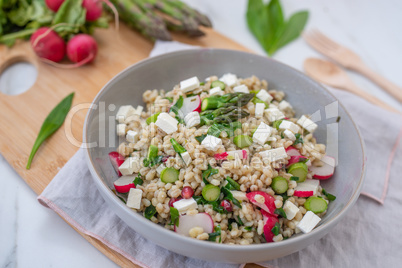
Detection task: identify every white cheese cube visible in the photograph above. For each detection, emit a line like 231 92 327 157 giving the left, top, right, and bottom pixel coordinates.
233 84 249 93
278 100 292 111
126 130 139 143
264 108 285 122
181 151 192 166
253 122 273 145
279 120 300 133
283 200 300 220
209 86 224 96
297 115 318 133
180 76 200 92
231 190 248 201
173 198 197 213
295 179 320 195
283 129 296 141
156 164 166 175
201 135 222 151
116 105 136 123
155 112 178 134
255 103 265 118
134 105 143 116
184 111 200 128
256 89 273 103
220 73 238 87
297 211 321 233
118 157 139 176
259 147 287 162
117 124 126 136
127 188 143 209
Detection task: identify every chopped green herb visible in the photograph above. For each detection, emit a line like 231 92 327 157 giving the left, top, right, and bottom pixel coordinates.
244 226 253 232
200 82 205 86
143 145 163 167
237 216 244 226
146 112 161 125
322 189 337 201
169 207 180 227
195 134 207 143
294 133 304 145
336 116 341 123
252 97 269 108
280 193 290 202
272 120 283 130
222 187 241 208
169 96 184 114
208 225 222 242
290 176 299 181
133 173 144 186
193 195 208 205
274 208 287 218
271 222 280 236
164 97 174 103
144 205 156 220
202 164 219 184
207 124 226 137
226 177 241 191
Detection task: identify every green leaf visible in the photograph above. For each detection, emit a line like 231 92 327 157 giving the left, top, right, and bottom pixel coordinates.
271 222 280 236
322 188 336 201
169 96 184 114
208 225 222 242
169 207 180 227
26 93 74 169
244 226 253 232
274 208 287 218
202 164 218 184
294 133 304 145
207 124 225 137
290 176 299 181
53 0 86 38
144 205 156 220
267 0 285 41
268 11 309 55
195 134 207 143
236 216 244 226
246 0 271 51
133 173 144 186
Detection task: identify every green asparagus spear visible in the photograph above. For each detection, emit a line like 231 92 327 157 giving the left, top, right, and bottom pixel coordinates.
201 93 255 111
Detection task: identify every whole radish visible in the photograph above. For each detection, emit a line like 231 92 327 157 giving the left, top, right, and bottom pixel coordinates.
82 0 103 21
45 0 65 12
66 34 98 64
30 27 66 62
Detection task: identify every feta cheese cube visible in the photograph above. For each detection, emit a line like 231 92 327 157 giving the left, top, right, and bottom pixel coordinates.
209 86 224 96
117 124 126 136
173 198 197 213
220 73 238 87
118 157 139 176
233 84 249 93
279 120 300 133
184 111 200 128
201 135 222 151
264 108 285 122
283 200 300 220
259 147 287 162
116 105 136 123
253 122 273 145
126 130 139 143
180 76 200 92
231 190 248 201
156 164 166 175
255 103 265 118
127 188 142 209
181 151 192 166
256 89 273 103
283 129 296 141
134 105 143 116
155 112 178 134
295 179 320 195
297 115 318 133
278 100 292 111
297 211 321 233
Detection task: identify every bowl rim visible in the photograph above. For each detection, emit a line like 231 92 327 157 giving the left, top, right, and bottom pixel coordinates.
83 48 366 252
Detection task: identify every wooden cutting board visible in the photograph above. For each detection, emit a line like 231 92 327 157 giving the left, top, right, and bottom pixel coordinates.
0 24 262 268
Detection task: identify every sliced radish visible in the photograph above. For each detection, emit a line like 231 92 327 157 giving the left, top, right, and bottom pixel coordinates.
261 210 279 242
114 175 135 193
246 191 277 216
310 155 335 180
174 213 214 236
286 155 308 168
294 179 320 197
214 150 247 161
286 146 301 157
178 95 201 118
109 151 125 176
214 152 228 160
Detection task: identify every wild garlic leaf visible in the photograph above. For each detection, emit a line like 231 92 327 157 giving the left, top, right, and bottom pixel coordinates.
26 93 74 169
246 0 271 51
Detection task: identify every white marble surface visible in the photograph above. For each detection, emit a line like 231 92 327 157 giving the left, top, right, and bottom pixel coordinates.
1 0 401 267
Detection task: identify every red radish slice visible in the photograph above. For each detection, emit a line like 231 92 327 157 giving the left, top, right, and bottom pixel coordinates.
214 150 247 161
246 191 277 216
113 175 135 193
294 179 320 197
214 152 228 160
178 95 201 118
174 213 214 236
294 190 314 197
286 155 308 168
109 151 125 176
310 155 335 180
261 210 279 242
286 146 301 156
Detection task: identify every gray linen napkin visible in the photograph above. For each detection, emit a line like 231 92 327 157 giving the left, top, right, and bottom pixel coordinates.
38 41 402 268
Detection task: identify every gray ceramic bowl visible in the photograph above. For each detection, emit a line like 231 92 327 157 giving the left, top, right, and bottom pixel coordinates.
83 49 365 263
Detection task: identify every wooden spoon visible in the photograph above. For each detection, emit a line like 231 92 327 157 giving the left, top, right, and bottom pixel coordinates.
304 58 401 114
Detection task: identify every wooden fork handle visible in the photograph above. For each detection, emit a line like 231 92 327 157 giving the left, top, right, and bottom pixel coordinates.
347 84 401 114
351 63 402 103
